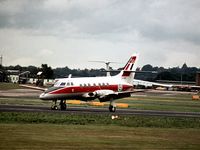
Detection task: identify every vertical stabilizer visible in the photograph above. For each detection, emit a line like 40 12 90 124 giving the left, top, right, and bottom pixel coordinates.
119 53 139 84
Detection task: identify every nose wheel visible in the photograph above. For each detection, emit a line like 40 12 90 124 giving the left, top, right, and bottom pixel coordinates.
51 100 58 110
51 100 67 110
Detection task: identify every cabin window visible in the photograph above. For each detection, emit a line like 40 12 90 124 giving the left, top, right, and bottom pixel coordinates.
80 84 83 87
88 83 91 86
107 83 109 86
84 83 87 87
98 83 101 86
60 82 66 86
102 83 105 86
67 82 70 86
93 83 96 86
71 82 74 86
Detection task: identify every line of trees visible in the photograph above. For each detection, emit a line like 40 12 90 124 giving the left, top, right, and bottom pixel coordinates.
0 63 200 82
136 63 200 82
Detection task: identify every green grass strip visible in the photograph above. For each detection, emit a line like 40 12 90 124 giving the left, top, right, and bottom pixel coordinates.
1 112 200 128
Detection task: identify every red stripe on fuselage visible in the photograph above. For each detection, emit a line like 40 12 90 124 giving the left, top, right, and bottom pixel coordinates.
49 84 132 95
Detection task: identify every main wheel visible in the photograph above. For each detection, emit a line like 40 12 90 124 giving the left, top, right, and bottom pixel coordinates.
51 105 58 110
109 105 116 112
60 100 67 110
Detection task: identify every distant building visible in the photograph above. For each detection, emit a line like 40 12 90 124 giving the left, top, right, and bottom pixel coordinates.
27 78 39 84
27 78 54 86
7 70 20 83
43 79 55 86
196 72 200 86
5 69 54 85
7 70 30 83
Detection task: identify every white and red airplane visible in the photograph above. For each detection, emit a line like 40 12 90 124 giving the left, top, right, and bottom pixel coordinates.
38 53 139 112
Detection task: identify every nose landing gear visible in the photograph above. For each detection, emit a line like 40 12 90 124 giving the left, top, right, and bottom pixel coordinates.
51 100 58 110
51 100 67 110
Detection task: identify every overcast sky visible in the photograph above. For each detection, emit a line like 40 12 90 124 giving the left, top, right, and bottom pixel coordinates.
0 0 200 69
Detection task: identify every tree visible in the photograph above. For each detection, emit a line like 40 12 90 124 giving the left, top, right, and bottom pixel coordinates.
27 66 39 78
182 63 188 70
141 64 153 71
41 64 54 79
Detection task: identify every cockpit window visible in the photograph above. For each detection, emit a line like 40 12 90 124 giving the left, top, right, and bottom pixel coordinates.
60 82 66 86
54 81 59 86
45 86 62 93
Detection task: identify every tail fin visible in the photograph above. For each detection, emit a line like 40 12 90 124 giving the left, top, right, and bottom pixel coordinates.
119 53 139 84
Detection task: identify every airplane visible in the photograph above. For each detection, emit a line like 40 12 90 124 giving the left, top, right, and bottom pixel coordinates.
38 53 139 112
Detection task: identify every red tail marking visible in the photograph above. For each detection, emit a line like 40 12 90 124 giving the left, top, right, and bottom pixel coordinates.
124 56 137 71
129 56 136 64
124 64 130 71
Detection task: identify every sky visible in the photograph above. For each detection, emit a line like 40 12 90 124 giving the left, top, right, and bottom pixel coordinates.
0 0 200 69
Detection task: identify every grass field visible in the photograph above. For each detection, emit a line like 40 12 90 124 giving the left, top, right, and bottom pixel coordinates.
1 84 200 149
1 123 200 150
118 94 200 112
1 112 200 149
1 112 200 128
0 83 22 90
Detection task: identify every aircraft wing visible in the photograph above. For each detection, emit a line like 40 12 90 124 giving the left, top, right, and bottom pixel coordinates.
19 84 46 91
83 89 145 102
133 79 173 88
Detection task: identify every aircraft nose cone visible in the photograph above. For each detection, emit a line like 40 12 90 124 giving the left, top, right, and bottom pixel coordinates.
39 93 46 100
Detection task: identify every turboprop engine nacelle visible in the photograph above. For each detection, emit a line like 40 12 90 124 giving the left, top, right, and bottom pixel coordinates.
82 90 115 98
95 90 115 98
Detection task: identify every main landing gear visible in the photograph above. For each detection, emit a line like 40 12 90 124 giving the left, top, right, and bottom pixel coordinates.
51 100 67 110
109 99 116 112
109 105 116 112
60 100 67 110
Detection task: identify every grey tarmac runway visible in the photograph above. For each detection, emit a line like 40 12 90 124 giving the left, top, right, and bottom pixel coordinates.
1 88 199 118
1 104 200 118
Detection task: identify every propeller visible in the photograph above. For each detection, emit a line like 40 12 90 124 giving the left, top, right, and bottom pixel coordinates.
89 61 121 76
